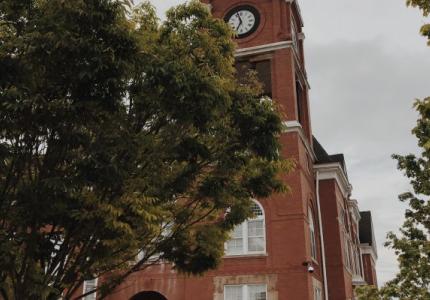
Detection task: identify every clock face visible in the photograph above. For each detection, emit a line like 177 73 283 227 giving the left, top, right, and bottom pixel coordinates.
224 5 260 39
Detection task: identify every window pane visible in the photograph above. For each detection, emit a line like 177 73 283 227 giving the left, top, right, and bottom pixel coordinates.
226 238 244 254
226 224 244 255
314 287 322 300
248 237 265 252
225 286 243 300
248 220 264 237
311 231 317 259
83 279 97 300
232 224 243 238
254 61 272 97
250 202 263 218
248 285 266 300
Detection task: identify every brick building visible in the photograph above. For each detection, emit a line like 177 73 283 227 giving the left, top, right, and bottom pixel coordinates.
82 0 378 299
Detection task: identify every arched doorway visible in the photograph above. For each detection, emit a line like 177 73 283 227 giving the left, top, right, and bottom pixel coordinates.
129 291 168 300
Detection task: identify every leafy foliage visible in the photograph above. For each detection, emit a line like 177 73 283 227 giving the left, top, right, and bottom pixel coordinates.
386 99 430 299
357 99 430 300
406 0 430 44
0 1 289 299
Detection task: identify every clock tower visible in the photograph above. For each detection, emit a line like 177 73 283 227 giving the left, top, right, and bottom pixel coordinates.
103 1 330 300
200 1 322 300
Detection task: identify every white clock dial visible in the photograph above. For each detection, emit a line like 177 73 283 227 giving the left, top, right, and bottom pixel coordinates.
225 6 260 38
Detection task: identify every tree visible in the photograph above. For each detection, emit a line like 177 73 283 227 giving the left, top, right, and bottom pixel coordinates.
0 1 289 299
406 0 430 45
357 2 430 299
357 99 430 300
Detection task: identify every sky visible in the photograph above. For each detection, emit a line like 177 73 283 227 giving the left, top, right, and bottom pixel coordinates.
148 0 430 285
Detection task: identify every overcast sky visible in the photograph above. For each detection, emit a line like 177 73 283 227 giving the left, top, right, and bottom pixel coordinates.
148 0 430 285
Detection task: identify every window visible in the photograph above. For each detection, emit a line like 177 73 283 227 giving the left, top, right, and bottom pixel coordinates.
224 284 267 300
83 279 97 300
226 201 266 255
136 222 172 263
314 286 323 300
308 208 317 260
354 247 361 276
235 60 272 97
343 234 352 271
296 80 304 125
313 279 323 300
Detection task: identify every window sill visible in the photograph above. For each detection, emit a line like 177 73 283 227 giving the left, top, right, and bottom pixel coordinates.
224 253 268 259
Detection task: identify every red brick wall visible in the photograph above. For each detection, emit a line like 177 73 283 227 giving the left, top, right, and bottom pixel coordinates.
319 179 356 300
362 253 378 287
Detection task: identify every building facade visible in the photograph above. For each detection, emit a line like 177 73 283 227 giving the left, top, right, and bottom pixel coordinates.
83 0 378 299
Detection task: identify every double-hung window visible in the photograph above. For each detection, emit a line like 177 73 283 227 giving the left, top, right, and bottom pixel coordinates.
224 284 267 300
226 201 265 256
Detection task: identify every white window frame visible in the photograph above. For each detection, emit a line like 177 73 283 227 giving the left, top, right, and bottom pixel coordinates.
308 207 317 261
225 200 266 256
82 278 98 300
136 222 173 263
313 286 323 300
312 278 323 300
224 284 267 300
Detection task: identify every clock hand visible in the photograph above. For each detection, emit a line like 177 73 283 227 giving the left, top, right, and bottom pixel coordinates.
236 12 243 30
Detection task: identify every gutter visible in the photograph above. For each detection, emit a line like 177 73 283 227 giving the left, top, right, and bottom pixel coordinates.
316 170 329 300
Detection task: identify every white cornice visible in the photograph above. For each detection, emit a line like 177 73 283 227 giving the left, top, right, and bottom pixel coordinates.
283 121 316 161
234 39 310 90
360 244 378 261
235 41 294 58
314 163 352 198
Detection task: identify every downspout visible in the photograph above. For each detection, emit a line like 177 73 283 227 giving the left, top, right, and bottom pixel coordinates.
316 170 329 300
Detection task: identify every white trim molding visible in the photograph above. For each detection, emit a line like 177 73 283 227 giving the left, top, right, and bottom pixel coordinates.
285 0 304 27
283 121 316 161
348 199 361 225
314 163 353 198
235 41 293 58
298 32 306 40
360 244 378 262
235 41 310 89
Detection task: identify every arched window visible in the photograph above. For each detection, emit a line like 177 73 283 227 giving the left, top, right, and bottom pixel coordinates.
226 200 266 256
308 207 317 260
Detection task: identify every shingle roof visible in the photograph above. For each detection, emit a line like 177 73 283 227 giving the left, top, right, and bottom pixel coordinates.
359 211 374 246
313 136 348 177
